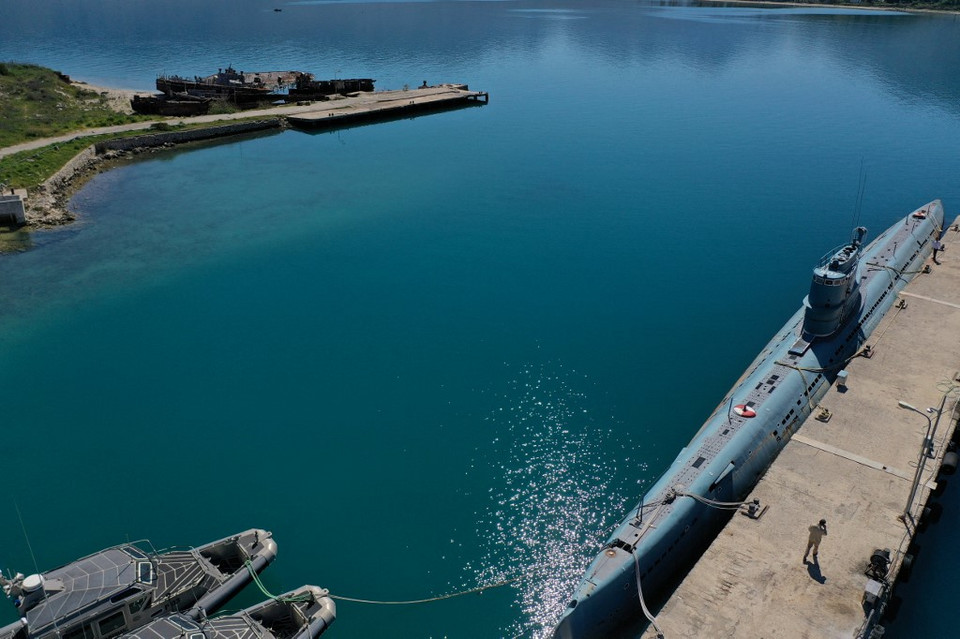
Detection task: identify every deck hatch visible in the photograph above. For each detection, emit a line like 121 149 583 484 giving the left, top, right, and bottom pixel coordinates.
137 561 154 584
109 587 140 604
169 617 198 632
125 547 147 560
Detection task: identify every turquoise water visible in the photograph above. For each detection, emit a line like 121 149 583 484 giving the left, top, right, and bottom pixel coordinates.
2 1 960 637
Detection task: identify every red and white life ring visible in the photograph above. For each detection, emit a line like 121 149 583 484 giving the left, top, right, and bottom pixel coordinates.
734 404 757 418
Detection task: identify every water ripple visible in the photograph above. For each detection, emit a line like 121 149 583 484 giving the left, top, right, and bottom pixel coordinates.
470 361 644 638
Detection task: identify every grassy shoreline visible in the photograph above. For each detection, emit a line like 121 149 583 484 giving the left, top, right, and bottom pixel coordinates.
0 63 149 149
0 119 276 191
0 64 274 191
0 64 299 231
0 119 285 230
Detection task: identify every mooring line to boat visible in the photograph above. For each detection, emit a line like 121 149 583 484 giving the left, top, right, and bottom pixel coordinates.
774 328 890 416
621 498 672 637
937 379 960 398
866 262 927 279
633 497 665 523
633 548 665 639
324 575 524 605
674 490 756 511
863 297 909 352
243 561 315 603
774 330 881 379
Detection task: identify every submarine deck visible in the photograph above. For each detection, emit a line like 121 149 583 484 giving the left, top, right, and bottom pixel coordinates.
641 216 960 639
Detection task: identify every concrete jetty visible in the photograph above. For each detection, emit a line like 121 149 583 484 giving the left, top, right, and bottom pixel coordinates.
641 217 960 638
286 84 487 130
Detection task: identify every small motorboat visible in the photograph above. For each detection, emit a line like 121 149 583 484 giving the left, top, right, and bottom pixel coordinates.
0 529 278 639
124 585 336 639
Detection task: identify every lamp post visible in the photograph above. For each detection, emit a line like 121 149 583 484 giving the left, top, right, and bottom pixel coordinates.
898 401 935 458
898 400 936 523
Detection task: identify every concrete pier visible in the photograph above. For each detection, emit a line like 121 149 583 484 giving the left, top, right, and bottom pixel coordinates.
286 84 487 130
641 217 960 639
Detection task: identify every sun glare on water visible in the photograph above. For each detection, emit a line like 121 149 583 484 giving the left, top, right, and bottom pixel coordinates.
469 361 645 638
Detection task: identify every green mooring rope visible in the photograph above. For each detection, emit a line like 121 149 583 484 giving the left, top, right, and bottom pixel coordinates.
245 560 523 607
244 560 314 603
327 575 523 605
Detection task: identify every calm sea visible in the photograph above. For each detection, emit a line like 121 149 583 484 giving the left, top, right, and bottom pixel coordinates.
2 1 960 637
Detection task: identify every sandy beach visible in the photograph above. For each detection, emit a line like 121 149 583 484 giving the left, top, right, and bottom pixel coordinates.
70 80 141 114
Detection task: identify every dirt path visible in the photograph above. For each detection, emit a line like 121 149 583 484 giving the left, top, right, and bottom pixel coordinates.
0 87 341 160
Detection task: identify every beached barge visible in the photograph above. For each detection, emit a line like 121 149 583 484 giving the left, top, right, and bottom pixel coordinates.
155 67 303 106
287 75 375 101
141 68 379 113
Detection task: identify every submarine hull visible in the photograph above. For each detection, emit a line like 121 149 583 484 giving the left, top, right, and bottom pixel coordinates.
553 200 945 638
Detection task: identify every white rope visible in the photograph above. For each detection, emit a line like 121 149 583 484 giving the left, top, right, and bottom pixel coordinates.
620 488 753 637
675 491 754 511
633 548 664 639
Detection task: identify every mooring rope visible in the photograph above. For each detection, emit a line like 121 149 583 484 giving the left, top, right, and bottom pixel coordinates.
633 549 664 639
244 560 315 603
326 575 523 605
866 262 927 277
675 491 755 511
937 379 960 398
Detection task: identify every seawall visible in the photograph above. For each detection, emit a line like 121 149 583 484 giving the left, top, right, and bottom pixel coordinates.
19 120 282 227
94 119 281 153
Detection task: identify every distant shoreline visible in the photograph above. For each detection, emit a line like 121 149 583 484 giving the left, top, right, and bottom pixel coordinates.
699 0 959 14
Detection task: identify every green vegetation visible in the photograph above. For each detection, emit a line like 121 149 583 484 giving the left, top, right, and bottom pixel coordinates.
207 99 241 115
0 136 114 189
0 63 148 148
1 116 278 190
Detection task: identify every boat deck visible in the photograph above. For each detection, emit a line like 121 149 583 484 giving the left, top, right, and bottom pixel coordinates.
641 216 960 639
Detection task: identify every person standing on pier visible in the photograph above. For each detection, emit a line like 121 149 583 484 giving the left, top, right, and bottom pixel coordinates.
804 519 827 563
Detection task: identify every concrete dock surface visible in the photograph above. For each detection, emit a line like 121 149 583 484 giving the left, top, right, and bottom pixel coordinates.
285 84 487 127
642 217 960 639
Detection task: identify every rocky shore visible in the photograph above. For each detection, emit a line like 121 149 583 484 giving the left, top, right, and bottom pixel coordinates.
19 119 283 228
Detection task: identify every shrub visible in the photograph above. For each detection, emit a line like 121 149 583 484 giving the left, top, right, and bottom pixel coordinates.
207 99 240 115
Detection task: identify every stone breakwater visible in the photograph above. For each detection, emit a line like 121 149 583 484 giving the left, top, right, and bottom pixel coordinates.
25 145 98 226
24 120 282 227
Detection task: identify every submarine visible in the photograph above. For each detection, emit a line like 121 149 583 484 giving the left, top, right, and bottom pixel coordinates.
553 200 946 638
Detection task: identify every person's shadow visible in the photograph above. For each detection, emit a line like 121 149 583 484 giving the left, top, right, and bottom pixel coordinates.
804 557 827 584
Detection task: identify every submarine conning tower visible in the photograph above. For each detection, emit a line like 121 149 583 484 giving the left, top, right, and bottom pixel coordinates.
801 226 867 338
